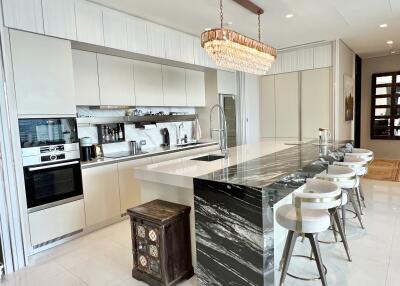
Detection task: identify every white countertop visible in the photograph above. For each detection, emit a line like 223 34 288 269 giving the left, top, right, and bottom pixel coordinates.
135 139 302 189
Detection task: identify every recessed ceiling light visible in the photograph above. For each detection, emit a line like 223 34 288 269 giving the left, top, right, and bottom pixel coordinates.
387 40 394 45
379 23 388 28
391 50 397 54
285 14 294 19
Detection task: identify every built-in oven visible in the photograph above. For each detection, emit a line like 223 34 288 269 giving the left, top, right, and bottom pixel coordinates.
23 159 83 212
19 118 83 213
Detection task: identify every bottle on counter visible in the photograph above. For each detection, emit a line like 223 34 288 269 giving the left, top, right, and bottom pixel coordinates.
118 124 124 140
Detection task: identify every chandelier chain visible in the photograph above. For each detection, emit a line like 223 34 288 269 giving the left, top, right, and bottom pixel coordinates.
258 13 261 41
220 0 223 28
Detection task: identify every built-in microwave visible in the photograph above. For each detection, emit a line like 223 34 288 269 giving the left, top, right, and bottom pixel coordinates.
19 118 83 212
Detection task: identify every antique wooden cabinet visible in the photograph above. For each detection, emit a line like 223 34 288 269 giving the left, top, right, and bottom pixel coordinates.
127 200 193 286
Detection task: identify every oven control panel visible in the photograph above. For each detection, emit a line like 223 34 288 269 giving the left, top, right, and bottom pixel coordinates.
41 153 66 162
40 145 65 153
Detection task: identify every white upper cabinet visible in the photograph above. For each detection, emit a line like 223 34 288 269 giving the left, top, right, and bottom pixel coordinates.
134 61 164 106
42 0 77 40
127 17 148 54
314 44 332 68
164 28 181 61
147 22 165 58
217 70 237 95
102 8 128 50
281 51 297 73
75 0 104 46
180 34 195 64
10 30 76 116
2 0 43 33
162 66 186 106
98 54 135 106
72 50 100 106
186 70 205 107
296 47 314 71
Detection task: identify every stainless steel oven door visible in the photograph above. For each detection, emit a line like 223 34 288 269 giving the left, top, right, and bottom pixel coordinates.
23 160 83 212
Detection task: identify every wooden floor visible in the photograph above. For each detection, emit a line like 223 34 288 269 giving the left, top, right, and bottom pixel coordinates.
365 160 400 182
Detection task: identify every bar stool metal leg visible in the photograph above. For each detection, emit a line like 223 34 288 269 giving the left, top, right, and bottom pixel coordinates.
350 188 365 229
279 230 298 286
330 209 352 262
355 186 364 215
307 233 328 286
341 205 346 235
359 185 366 208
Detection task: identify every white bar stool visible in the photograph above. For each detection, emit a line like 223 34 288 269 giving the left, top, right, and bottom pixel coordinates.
336 156 369 212
345 148 374 164
276 179 344 286
345 151 373 206
315 165 364 229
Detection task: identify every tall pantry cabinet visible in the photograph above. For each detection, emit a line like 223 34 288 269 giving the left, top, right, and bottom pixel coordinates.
261 68 331 140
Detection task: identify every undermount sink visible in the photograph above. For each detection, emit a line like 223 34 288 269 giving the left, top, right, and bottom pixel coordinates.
191 154 226 162
176 142 203 147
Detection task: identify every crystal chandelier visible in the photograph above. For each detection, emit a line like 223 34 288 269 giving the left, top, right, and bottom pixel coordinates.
201 0 277 75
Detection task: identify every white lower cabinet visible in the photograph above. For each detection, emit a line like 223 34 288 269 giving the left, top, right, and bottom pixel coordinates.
82 164 121 227
117 157 152 214
29 199 85 247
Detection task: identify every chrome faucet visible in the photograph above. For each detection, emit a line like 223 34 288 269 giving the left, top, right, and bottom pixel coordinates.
176 122 184 144
209 104 228 157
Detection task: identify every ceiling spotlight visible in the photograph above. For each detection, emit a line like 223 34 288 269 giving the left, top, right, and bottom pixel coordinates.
387 40 394 45
379 23 388 28
285 14 294 18
391 50 397 54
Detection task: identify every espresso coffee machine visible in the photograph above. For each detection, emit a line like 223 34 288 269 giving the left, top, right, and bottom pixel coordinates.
161 128 170 147
80 137 93 161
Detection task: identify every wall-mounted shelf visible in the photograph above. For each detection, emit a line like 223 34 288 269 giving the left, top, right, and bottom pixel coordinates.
77 114 197 127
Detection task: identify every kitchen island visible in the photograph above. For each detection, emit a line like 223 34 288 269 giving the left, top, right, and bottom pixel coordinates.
135 140 350 285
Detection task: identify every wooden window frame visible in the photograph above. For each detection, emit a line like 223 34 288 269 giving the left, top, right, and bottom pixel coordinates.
371 71 400 140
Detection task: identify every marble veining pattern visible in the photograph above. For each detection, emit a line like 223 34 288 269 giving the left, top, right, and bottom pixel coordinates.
194 142 351 285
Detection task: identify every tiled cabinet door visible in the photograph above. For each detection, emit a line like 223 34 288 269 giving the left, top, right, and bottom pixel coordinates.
162 66 187 106
42 0 77 40
186 70 205 107
117 157 152 214
103 8 128 50
134 61 164 106
97 54 135 106
75 0 104 46
10 30 76 116
72 50 101 106
127 17 148 54
3 0 43 33
82 164 121 227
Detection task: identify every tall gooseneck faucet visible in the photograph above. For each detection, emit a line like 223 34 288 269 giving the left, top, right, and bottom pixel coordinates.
209 104 228 157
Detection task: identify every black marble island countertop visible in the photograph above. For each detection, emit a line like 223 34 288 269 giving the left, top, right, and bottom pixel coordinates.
193 141 351 286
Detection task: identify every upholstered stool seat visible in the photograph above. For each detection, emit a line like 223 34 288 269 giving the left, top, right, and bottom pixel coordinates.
276 205 330 234
346 148 374 162
277 179 346 286
340 156 369 211
315 165 364 229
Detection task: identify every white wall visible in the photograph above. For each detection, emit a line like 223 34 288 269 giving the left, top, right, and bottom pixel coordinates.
334 40 355 141
361 54 400 159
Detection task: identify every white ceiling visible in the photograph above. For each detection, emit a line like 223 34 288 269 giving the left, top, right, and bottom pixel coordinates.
91 0 400 58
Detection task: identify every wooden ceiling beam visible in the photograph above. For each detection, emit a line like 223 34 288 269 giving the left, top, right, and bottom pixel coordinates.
231 0 264 15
